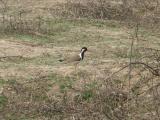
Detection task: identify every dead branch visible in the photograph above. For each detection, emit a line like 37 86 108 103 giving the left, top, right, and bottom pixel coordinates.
105 61 160 81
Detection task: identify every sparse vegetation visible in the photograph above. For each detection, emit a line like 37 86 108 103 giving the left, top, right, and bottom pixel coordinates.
0 0 159 120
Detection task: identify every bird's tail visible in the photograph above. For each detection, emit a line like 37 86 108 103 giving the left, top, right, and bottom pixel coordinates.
58 59 64 62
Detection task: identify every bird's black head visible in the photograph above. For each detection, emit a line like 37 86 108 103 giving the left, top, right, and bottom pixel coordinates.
81 47 87 52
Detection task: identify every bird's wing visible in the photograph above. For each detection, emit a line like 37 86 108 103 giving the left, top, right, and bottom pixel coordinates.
68 54 81 62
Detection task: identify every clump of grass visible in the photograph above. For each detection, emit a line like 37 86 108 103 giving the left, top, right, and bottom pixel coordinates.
59 77 73 93
81 90 93 101
80 82 98 101
0 95 8 110
0 78 6 87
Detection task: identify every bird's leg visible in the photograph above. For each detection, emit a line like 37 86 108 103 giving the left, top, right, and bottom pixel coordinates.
64 72 68 78
74 62 79 80
74 63 77 71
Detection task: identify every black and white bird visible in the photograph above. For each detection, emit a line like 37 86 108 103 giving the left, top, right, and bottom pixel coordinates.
59 47 88 63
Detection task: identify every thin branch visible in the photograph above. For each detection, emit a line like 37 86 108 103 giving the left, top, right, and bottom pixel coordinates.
105 62 160 81
105 65 129 80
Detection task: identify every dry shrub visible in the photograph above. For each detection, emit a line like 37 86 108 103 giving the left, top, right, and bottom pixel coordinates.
49 0 160 25
49 0 128 20
0 0 160 34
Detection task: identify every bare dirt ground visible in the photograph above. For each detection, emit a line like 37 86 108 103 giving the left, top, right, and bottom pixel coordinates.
0 39 102 79
0 40 70 77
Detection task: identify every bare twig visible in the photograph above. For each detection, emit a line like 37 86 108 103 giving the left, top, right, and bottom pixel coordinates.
105 62 160 81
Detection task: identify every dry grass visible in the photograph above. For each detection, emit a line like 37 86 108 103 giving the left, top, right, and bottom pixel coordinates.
0 0 160 120
0 19 159 119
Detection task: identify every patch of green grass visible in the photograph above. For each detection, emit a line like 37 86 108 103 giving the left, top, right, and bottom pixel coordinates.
7 79 18 87
81 90 93 101
81 82 98 101
0 95 7 110
59 82 72 92
58 76 74 93
44 74 75 92
0 78 6 87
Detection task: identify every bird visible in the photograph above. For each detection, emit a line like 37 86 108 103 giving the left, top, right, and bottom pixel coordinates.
58 47 88 63
58 47 88 72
